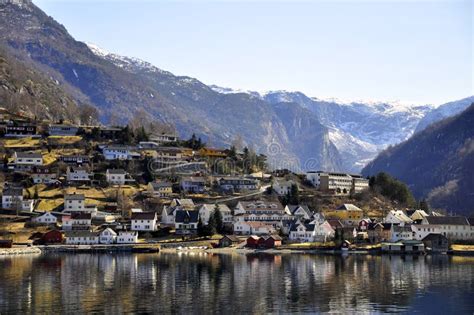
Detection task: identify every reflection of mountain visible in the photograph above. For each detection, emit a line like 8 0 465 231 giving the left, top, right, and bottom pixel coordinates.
0 254 473 313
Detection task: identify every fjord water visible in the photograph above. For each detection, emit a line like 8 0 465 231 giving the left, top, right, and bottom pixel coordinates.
0 253 473 314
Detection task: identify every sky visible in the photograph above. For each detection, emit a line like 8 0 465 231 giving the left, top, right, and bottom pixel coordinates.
34 0 473 105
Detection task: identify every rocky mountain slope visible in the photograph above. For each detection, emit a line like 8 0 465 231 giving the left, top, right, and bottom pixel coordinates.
362 104 474 215
0 0 341 171
0 46 82 122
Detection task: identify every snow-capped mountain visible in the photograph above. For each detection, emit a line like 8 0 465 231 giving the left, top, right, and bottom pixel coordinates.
263 91 433 171
414 96 474 133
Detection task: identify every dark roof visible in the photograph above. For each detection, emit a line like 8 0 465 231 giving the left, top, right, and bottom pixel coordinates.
65 193 85 200
65 231 99 237
327 219 344 229
107 169 126 175
468 218 474 226
290 223 315 232
220 235 240 242
287 205 313 217
368 223 392 231
71 213 92 220
422 233 449 241
424 216 469 226
261 235 282 241
15 152 42 159
2 187 23 196
175 210 199 224
131 212 157 220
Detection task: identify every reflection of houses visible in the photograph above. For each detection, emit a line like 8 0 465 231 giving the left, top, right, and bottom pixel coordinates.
175 210 199 235
412 216 472 241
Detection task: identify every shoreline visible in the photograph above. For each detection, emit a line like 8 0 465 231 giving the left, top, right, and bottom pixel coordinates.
2 245 472 257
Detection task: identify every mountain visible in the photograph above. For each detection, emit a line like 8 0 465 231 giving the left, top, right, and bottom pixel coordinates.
414 96 474 133
0 0 342 171
362 104 474 216
263 91 433 171
0 46 81 121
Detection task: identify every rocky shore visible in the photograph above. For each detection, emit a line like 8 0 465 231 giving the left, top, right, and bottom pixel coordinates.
0 246 41 256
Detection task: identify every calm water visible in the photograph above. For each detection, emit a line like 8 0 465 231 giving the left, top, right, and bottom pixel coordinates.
0 253 473 314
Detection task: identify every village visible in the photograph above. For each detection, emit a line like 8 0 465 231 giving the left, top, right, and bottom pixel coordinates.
0 108 473 256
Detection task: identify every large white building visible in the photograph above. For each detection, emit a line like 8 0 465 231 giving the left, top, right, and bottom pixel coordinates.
1 187 34 212
234 200 293 227
106 169 128 185
412 216 473 241
289 221 335 243
102 145 140 160
198 204 233 225
63 193 86 212
117 231 138 244
306 171 369 195
32 212 58 225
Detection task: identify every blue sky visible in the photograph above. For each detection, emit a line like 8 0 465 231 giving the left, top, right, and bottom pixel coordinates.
34 0 472 105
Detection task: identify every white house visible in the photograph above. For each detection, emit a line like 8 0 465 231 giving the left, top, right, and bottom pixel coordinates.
102 145 140 160
99 228 117 244
31 167 57 184
180 177 206 193
13 151 43 168
175 210 200 235
390 224 414 242
198 204 233 225
272 179 296 196
234 200 292 228
32 212 57 225
67 166 93 183
289 221 335 243
131 212 158 231
61 212 92 231
117 231 139 244
385 210 413 225
233 221 276 235
285 205 314 220
412 216 473 241
1 187 34 212
217 177 260 192
106 169 128 185
65 231 100 245
148 181 173 198
63 193 86 212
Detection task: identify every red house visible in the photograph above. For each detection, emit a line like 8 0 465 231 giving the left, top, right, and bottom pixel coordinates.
41 230 64 244
258 235 282 249
246 235 259 248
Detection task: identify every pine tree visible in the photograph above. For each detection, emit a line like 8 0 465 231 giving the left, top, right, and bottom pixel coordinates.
213 204 224 234
207 214 217 236
197 217 205 237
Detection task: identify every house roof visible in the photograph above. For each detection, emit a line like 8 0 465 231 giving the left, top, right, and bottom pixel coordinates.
181 176 206 183
172 199 195 208
175 210 199 224
392 224 413 232
260 234 282 241
220 235 240 242
290 223 316 232
388 210 412 222
287 205 313 217
150 181 172 189
71 212 92 220
15 152 42 159
424 216 469 226
107 169 126 175
368 223 392 231
131 212 157 220
65 193 85 200
336 204 362 211
65 231 99 238
327 219 344 229
238 200 284 211
200 204 231 213
422 233 448 241
2 187 23 196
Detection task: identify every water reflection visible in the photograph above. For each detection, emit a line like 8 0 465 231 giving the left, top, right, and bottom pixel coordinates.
0 253 473 313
